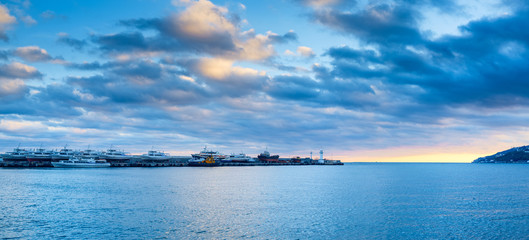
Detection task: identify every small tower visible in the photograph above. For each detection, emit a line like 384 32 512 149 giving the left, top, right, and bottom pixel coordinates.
310 151 313 160
318 149 324 164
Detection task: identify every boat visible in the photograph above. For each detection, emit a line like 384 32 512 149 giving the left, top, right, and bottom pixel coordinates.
257 150 279 163
52 157 110 168
26 148 54 167
142 150 171 160
191 146 226 160
79 147 101 159
101 148 130 161
100 147 130 166
188 155 219 167
52 146 77 161
1 147 29 162
222 153 254 163
140 150 171 166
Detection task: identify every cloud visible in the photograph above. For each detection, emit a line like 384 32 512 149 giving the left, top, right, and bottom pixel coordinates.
14 46 51 62
0 4 16 41
0 78 26 98
40 10 66 20
315 4 423 45
297 46 315 57
274 3 529 126
294 0 353 9
111 0 295 61
0 62 42 79
20 15 35 25
57 33 87 50
268 30 298 43
0 61 40 100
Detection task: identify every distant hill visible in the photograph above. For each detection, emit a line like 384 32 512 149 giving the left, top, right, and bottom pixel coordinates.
473 145 529 163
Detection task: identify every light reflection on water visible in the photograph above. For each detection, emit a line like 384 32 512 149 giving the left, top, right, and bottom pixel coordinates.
1 164 529 239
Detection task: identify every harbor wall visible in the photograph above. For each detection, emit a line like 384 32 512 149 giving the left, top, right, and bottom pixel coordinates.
0 157 343 168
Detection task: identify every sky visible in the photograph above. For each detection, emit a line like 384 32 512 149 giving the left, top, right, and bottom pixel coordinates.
0 0 528 162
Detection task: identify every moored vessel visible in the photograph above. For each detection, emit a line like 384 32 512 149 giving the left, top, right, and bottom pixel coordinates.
52 157 110 168
52 146 77 161
191 146 226 160
79 147 101 159
222 153 254 163
1 147 29 161
188 155 219 167
141 150 171 166
26 148 54 167
100 147 130 166
258 150 280 163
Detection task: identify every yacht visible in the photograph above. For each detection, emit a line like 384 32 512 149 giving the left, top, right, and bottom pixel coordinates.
142 150 171 161
100 148 130 161
52 146 77 161
191 146 226 161
27 148 54 166
78 148 101 159
52 156 110 168
1 147 29 162
222 153 254 163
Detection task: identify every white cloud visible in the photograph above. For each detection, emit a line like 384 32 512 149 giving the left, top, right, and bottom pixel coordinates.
297 46 315 57
197 57 265 80
20 15 36 25
0 5 15 25
174 0 234 39
0 62 40 79
0 4 16 41
15 46 52 62
284 49 296 56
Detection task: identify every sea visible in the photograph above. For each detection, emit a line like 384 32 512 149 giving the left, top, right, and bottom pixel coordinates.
1 163 529 239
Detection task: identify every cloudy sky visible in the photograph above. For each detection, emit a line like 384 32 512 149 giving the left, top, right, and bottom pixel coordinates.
0 0 528 162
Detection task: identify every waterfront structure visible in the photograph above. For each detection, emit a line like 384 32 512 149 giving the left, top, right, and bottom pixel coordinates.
318 149 324 164
0 145 343 167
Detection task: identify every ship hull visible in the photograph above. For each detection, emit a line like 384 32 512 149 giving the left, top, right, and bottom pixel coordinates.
258 156 280 163
52 162 110 168
188 161 219 167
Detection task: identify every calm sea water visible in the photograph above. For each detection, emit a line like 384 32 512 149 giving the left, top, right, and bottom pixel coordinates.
1 163 529 239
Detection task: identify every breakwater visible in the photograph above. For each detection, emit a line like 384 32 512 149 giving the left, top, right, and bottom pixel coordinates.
0 157 343 167
0 147 343 167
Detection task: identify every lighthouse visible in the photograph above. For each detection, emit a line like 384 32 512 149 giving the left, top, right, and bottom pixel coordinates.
318 149 324 164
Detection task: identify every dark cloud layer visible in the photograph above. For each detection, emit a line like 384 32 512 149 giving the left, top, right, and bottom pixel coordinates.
288 2 529 116
0 62 42 79
3 0 529 157
57 35 87 50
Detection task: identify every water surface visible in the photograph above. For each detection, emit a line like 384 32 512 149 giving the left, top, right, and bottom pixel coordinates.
1 163 529 239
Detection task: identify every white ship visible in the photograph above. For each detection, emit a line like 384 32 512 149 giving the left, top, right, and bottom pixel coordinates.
79 147 101 159
101 147 130 161
222 153 254 162
191 146 226 160
1 147 29 161
52 157 110 168
142 150 171 161
52 146 77 161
